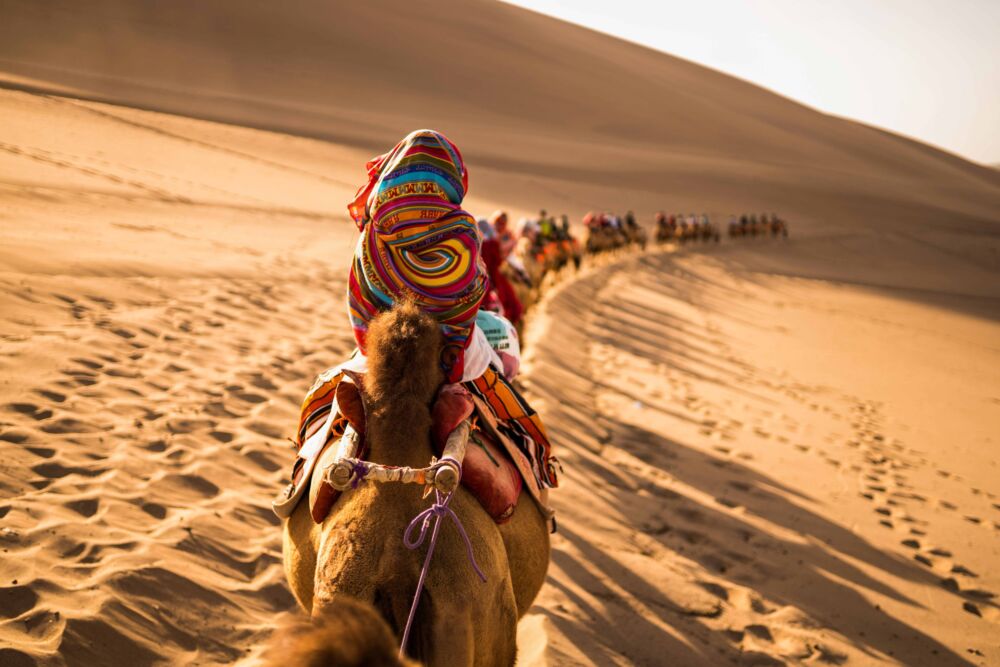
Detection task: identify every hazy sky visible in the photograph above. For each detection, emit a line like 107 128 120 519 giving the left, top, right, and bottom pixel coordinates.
504 0 1000 165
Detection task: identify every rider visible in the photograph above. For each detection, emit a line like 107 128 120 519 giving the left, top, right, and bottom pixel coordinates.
625 210 638 230
286 130 559 522
538 210 555 241
491 210 516 260
478 218 524 328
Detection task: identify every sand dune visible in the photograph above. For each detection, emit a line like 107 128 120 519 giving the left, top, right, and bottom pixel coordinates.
2 0 999 236
1 1 999 665
523 246 999 665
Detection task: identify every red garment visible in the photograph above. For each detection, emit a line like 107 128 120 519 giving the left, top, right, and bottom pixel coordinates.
481 239 524 326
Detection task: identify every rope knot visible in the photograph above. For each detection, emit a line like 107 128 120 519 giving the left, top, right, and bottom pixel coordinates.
398 489 487 658
349 459 370 489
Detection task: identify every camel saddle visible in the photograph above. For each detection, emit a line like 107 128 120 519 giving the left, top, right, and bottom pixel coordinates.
273 376 525 525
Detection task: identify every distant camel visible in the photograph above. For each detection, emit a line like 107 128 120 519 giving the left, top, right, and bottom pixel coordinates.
279 302 550 666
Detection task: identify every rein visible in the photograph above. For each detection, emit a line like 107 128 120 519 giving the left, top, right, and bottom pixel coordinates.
322 421 487 659
399 482 486 658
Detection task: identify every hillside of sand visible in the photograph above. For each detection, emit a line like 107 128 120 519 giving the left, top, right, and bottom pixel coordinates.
2 1 1000 665
2 0 999 240
2 85 999 667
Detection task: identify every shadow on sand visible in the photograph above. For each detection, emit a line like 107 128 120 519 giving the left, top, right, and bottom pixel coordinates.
523 249 975 666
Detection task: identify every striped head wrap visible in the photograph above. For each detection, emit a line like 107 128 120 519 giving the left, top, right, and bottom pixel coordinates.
347 130 486 383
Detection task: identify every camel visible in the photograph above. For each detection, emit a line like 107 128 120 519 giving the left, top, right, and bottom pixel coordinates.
626 224 648 250
279 302 551 666
584 226 624 255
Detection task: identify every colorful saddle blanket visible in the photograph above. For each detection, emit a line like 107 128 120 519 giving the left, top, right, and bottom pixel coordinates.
276 356 557 527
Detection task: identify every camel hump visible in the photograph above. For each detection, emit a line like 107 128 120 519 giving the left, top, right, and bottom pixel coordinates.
263 595 415 666
365 300 444 410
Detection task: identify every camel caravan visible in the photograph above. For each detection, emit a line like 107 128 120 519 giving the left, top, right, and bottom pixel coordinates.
726 212 790 239
583 210 648 253
266 129 792 665
654 211 790 244
654 212 721 244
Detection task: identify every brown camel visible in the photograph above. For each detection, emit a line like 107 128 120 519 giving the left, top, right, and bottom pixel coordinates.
279 302 550 666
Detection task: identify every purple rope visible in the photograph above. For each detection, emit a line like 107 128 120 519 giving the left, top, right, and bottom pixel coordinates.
349 459 369 489
398 484 486 658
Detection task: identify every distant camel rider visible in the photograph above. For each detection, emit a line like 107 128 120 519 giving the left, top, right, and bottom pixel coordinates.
538 210 554 240
478 219 524 328
492 210 516 259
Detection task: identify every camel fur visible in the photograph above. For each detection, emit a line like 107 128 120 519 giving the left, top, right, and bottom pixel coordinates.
280 301 550 666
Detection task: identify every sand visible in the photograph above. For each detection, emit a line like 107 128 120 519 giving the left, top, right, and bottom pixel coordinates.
521 245 999 665
1 1 999 665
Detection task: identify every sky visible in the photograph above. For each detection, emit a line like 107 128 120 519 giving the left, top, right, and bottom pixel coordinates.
503 0 1000 165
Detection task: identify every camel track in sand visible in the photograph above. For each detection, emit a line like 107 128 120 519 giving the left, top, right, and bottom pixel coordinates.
520 246 998 666
2 83 997 665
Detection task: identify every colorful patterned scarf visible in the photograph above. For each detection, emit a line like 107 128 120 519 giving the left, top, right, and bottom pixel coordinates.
347 130 486 383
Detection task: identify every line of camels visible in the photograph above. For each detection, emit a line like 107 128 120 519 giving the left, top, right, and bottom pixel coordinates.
266 207 791 666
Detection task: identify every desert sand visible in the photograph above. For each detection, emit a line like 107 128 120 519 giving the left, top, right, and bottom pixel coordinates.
1 1 999 665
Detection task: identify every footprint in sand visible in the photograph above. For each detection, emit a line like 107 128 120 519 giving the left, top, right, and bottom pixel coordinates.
64 498 100 517
246 421 284 439
32 462 105 480
231 391 268 404
5 403 53 421
141 440 168 454
0 428 31 445
911 549 975 578
71 358 103 370
139 502 168 519
0 584 39 619
941 577 995 599
247 373 279 391
103 366 140 378
85 295 115 310
204 401 242 419
158 473 220 499
58 370 98 387
34 389 66 403
241 448 282 472
40 417 103 434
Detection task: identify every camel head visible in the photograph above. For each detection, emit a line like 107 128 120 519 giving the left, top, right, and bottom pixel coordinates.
363 300 445 469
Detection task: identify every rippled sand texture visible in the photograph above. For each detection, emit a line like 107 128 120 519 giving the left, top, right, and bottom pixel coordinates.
521 246 999 665
2 1 999 664
0 91 366 665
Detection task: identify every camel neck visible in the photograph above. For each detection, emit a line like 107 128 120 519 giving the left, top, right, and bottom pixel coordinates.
365 390 436 471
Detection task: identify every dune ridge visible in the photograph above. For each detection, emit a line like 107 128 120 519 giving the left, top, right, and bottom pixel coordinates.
1 0 999 239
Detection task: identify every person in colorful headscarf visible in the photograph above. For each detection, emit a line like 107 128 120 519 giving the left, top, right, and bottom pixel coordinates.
346 129 488 383
478 218 524 327
288 130 559 512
